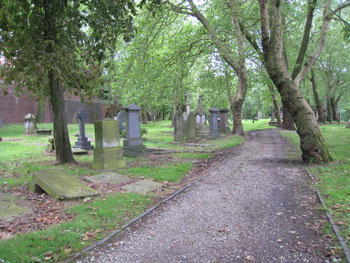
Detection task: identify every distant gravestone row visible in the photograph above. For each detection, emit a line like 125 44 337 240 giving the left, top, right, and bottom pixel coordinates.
174 95 230 142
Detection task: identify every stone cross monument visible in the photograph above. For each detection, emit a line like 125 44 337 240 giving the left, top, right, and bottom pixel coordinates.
74 110 93 150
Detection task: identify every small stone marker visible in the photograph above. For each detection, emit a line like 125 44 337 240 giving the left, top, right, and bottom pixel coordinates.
174 110 184 142
92 118 126 169
185 111 196 142
24 113 37 135
0 193 31 221
74 110 93 150
30 169 98 200
121 179 163 194
219 108 230 134
116 111 126 132
209 108 220 139
123 104 145 157
85 173 132 185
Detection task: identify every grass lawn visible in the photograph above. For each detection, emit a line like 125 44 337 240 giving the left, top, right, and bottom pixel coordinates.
0 119 252 263
281 124 350 248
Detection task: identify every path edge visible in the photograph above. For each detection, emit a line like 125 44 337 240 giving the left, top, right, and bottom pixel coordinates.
306 170 350 263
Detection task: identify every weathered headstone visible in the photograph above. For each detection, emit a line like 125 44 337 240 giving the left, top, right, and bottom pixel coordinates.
121 179 163 194
258 111 263 119
24 113 37 135
92 118 126 169
184 93 191 120
219 108 230 134
123 104 145 157
209 108 220 139
116 111 126 132
174 110 184 142
74 110 93 150
185 111 196 142
194 95 210 138
85 173 132 185
271 111 275 121
30 169 98 200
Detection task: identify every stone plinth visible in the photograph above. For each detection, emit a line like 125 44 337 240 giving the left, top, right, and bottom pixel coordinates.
30 169 98 200
174 110 184 142
24 113 37 135
209 108 220 139
219 108 231 134
92 118 126 169
123 104 145 157
74 111 93 150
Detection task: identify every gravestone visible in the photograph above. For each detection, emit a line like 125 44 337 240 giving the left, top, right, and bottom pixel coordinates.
74 110 93 150
184 93 191 120
194 95 210 138
185 112 196 142
30 169 98 200
209 108 220 139
219 108 231 134
85 173 132 185
123 104 145 157
271 111 275 121
0 116 3 128
121 179 163 194
258 111 263 119
24 113 37 135
116 111 126 132
174 110 184 142
92 118 126 169
0 193 31 221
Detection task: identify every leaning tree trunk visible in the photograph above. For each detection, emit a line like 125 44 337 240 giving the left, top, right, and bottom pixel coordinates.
48 70 76 164
267 82 282 127
282 105 295 130
310 69 325 122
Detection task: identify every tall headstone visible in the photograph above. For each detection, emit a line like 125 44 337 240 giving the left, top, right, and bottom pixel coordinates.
185 112 196 142
24 113 37 135
174 110 184 142
209 108 220 139
123 104 145 157
184 93 191 121
194 95 210 138
270 111 275 121
74 110 93 150
116 111 126 132
92 118 126 169
258 111 263 119
219 108 230 134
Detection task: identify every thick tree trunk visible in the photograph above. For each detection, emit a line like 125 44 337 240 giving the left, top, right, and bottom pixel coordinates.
282 105 295 130
330 96 341 122
49 71 76 164
141 107 148 124
267 82 282 127
232 72 247 136
326 94 332 122
36 98 46 123
310 69 325 122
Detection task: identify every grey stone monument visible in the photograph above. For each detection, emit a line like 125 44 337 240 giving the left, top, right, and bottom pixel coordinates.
185 111 196 142
194 95 210 138
209 108 220 139
74 110 93 150
174 110 184 142
219 108 230 134
258 111 263 119
92 118 125 169
123 104 145 157
24 113 37 135
116 111 126 132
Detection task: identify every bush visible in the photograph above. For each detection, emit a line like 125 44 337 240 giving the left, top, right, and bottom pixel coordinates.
120 127 148 138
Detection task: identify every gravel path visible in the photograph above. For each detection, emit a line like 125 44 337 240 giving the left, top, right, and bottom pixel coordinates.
76 130 329 263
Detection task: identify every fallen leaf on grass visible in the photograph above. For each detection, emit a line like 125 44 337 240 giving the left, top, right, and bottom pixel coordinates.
336 221 346 226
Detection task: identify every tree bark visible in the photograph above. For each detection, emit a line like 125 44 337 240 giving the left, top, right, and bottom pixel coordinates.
232 71 246 136
282 105 296 130
330 95 341 122
49 70 76 164
326 93 332 122
310 69 325 122
141 107 148 124
267 82 282 127
258 0 332 163
36 98 46 123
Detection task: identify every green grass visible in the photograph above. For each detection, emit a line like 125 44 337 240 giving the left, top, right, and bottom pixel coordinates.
171 152 213 159
0 193 152 263
120 163 193 182
281 124 350 246
242 119 276 131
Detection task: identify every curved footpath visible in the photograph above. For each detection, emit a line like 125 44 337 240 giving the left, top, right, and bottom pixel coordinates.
76 129 331 263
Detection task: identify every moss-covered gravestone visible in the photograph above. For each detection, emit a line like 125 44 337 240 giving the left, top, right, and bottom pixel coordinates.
92 118 126 169
30 169 98 200
174 110 184 142
185 111 196 142
0 193 31 221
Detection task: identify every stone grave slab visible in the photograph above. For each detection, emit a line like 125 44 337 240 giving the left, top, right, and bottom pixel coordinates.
0 193 31 221
72 148 88 155
85 173 132 185
121 179 163 194
31 169 98 200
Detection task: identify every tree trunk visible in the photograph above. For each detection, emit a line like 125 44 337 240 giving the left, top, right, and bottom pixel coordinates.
232 72 247 136
49 71 76 164
282 105 295 130
310 69 325 122
36 98 46 123
267 82 282 127
326 94 332 122
330 95 341 122
141 107 148 124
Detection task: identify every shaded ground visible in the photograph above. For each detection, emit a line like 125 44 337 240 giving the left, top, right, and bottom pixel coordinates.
76 130 338 263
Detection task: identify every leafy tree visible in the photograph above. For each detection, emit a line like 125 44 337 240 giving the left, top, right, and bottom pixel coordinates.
0 0 144 164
